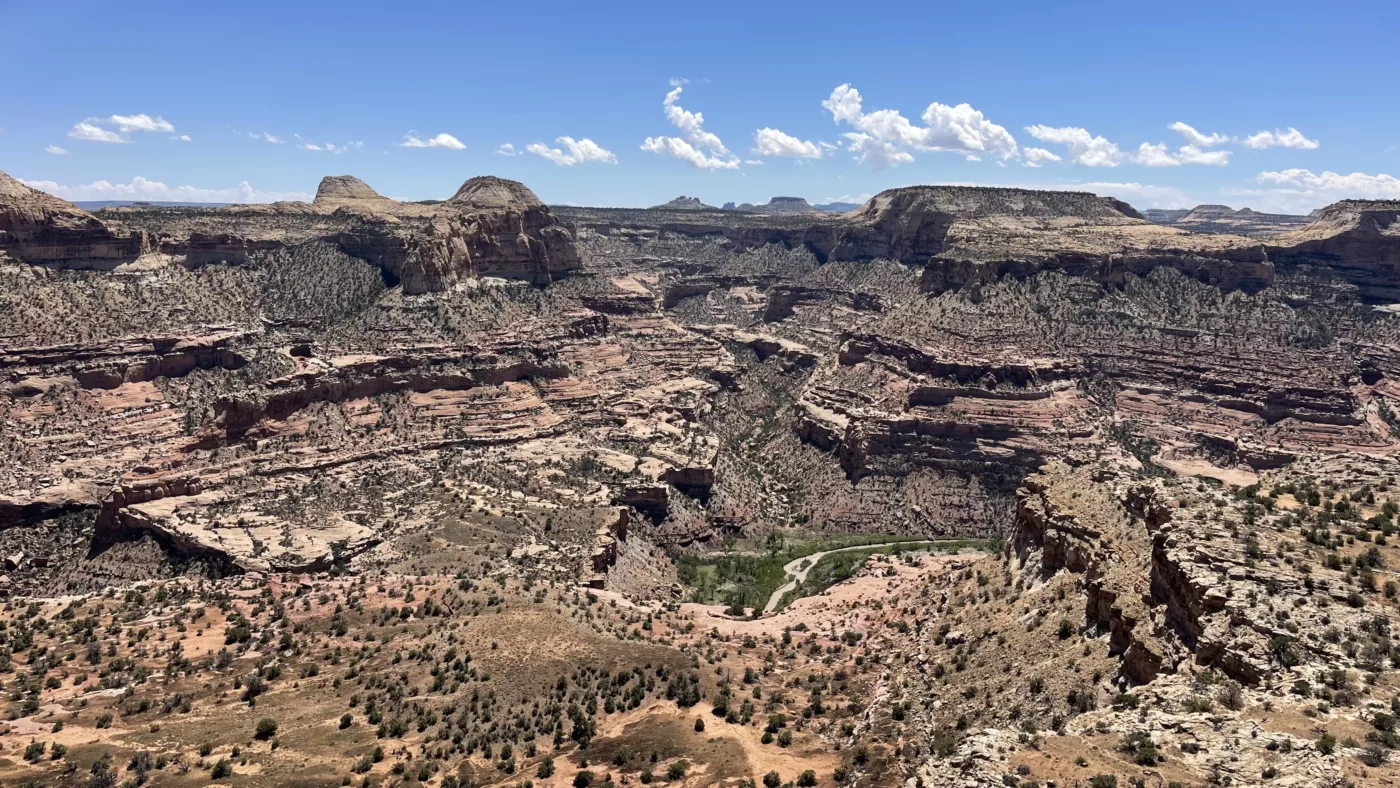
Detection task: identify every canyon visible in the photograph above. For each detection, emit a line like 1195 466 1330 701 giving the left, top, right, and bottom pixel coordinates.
2 169 1400 787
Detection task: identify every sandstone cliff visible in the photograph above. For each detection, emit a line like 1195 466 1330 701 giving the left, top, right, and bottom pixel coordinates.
0 169 145 268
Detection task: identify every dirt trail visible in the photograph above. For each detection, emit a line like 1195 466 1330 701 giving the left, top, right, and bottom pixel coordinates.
762 541 932 614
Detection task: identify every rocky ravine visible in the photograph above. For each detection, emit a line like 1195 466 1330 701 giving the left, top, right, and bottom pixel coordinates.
3 174 1400 583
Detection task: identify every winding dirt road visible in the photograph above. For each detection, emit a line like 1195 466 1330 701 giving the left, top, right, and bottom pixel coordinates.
762 541 930 615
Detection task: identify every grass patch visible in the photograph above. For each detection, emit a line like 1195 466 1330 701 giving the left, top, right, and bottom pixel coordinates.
675 532 992 614
774 539 991 611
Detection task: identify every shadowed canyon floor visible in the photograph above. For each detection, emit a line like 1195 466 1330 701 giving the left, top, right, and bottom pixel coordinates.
2 170 1400 786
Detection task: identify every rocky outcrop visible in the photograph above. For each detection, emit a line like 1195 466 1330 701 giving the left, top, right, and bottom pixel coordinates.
728 196 819 214
920 246 1275 295
762 285 884 322
22 173 581 294
1012 461 1389 687
1269 200 1400 300
1145 204 1312 236
650 196 716 211
829 185 1144 265
210 346 570 438
0 170 145 268
0 331 248 391
315 175 389 205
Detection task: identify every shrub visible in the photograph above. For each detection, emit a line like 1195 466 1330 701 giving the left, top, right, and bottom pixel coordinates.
695 717 705 733
797 770 818 787
23 741 45 763
764 771 782 788
255 717 278 740
211 758 233 779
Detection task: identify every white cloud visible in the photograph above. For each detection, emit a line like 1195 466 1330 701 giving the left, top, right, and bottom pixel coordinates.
1242 127 1319 150
525 136 617 166
1133 142 1179 167
496 143 519 156
821 84 1018 169
640 136 739 170
642 85 739 170
1022 147 1062 168
1024 125 1122 167
753 127 825 159
1078 181 1196 210
1168 122 1231 147
1175 145 1230 166
1132 140 1232 167
664 86 728 155
107 114 174 133
20 176 312 204
296 138 361 154
68 121 127 143
744 159 764 165
171 134 192 142
1233 168 1400 213
44 145 68 155
68 114 177 143
822 193 872 205
249 132 284 144
399 132 466 150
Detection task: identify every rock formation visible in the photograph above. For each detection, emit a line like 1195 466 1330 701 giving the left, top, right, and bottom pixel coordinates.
1144 203 1313 236
0 169 145 268
11 171 581 293
650 196 715 210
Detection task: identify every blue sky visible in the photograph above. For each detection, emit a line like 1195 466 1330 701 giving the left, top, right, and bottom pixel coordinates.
4 0 1398 212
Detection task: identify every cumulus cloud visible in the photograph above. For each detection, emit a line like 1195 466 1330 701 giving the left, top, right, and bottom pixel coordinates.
249 132 284 144
171 135 192 142
1129 141 1230 167
822 84 1018 169
495 144 519 156
68 114 176 143
1243 127 1319 150
1022 147 1062 168
399 132 466 150
752 128 826 159
107 114 174 133
1232 168 1400 213
641 136 739 170
1168 122 1231 147
44 145 68 155
641 85 740 170
1176 145 1230 166
20 176 312 204
526 136 617 166
1024 125 1123 167
68 121 126 144
1132 142 1179 167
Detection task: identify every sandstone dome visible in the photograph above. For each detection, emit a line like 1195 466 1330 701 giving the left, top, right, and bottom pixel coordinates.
448 176 544 210
313 175 385 204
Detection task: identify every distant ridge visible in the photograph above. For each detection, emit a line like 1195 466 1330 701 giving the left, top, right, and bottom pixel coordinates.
77 200 231 210
1142 203 1312 236
651 196 716 210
